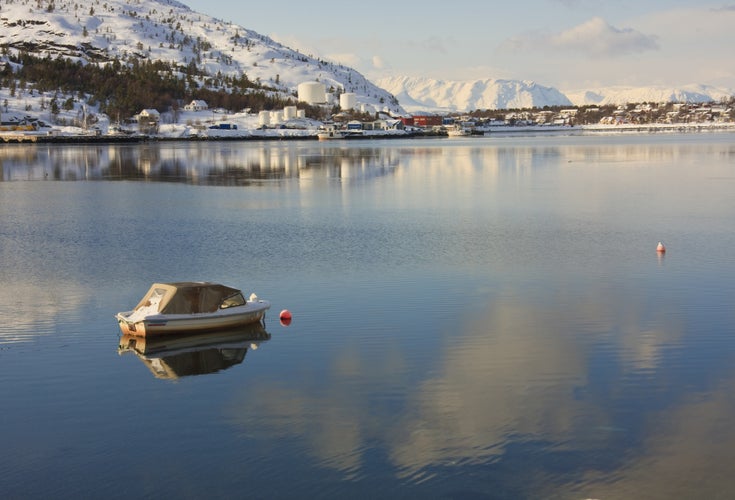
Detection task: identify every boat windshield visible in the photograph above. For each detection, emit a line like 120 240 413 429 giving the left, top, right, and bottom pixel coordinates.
221 293 246 309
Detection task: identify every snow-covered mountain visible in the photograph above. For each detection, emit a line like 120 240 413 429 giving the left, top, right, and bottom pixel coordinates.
0 0 403 114
376 76 572 113
377 76 734 112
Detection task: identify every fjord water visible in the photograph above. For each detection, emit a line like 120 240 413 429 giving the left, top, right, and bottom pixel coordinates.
1 134 735 499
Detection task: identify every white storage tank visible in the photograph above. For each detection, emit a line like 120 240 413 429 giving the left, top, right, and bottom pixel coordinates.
258 111 270 126
296 109 306 118
283 106 297 120
340 93 357 110
298 81 326 104
270 110 282 123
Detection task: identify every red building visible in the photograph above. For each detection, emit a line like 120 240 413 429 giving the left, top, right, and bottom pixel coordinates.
411 115 443 128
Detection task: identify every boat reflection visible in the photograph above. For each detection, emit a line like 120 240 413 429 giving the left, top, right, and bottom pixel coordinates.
118 323 271 380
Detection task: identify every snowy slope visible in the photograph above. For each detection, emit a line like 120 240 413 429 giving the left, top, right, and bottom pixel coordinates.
0 0 403 114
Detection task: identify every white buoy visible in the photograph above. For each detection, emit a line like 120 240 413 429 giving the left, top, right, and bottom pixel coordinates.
656 241 666 253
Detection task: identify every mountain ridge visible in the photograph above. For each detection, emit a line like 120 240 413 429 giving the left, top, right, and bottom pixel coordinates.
376 76 572 113
378 76 734 113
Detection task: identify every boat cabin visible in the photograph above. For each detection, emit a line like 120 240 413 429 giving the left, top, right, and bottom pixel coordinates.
133 282 246 315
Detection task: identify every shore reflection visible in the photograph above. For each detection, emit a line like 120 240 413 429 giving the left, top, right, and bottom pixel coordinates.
0 142 400 184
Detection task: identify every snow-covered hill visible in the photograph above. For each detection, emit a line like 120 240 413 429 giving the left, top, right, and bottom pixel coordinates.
0 0 403 114
376 76 572 113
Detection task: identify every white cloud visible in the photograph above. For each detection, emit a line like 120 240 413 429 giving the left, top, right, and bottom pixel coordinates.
504 17 659 58
371 55 386 70
407 35 451 54
551 17 659 56
324 52 360 68
267 32 322 59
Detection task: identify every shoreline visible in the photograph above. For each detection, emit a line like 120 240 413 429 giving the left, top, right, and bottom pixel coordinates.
0 130 445 144
481 122 735 135
1 123 733 144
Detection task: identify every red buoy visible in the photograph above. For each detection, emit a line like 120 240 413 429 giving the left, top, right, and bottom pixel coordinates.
656 241 666 253
279 309 292 326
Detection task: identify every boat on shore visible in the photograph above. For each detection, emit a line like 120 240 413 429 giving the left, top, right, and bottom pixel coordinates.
115 282 271 337
317 126 345 140
446 126 472 137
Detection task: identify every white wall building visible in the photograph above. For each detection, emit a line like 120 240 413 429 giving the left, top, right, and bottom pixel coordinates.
184 100 208 111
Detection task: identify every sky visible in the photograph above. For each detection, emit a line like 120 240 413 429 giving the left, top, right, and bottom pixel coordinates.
182 0 735 91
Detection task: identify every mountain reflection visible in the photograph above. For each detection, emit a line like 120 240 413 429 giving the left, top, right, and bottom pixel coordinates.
0 143 400 184
118 323 271 380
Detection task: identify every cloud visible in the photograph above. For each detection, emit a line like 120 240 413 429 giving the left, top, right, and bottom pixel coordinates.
371 55 386 70
406 35 450 54
505 17 659 58
323 52 360 68
552 17 659 56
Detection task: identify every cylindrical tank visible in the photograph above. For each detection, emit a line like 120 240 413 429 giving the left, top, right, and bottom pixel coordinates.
296 109 306 118
258 111 270 126
298 81 326 104
340 93 357 110
270 110 282 123
283 106 297 120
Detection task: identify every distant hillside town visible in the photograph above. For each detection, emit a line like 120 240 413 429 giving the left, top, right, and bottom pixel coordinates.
3 89 734 142
452 101 735 127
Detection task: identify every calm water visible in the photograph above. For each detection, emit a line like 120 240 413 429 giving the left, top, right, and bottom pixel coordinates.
1 133 735 499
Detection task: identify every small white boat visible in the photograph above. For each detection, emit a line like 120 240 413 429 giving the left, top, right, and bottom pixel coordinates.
446 125 472 137
115 282 271 337
317 127 344 140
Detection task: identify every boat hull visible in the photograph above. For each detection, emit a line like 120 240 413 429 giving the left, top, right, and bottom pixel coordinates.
116 300 270 337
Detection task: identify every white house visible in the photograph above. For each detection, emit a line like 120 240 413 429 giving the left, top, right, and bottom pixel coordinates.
184 100 209 111
138 109 160 120
137 109 160 134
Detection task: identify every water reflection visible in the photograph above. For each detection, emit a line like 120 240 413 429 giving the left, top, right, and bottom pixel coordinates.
2 135 735 496
569 378 735 499
0 142 400 184
224 281 696 492
118 323 271 380
0 280 87 345
3 138 732 189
